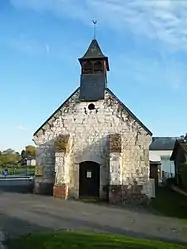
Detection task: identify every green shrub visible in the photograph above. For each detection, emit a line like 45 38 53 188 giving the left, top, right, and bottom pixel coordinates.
179 162 187 191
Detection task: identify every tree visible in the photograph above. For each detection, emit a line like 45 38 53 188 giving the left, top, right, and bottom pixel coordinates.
2 149 15 155
21 150 27 159
21 145 36 159
0 149 21 166
26 145 36 157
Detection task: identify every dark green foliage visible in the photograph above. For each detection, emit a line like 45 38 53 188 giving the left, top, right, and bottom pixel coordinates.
179 163 187 191
0 149 21 166
0 145 36 167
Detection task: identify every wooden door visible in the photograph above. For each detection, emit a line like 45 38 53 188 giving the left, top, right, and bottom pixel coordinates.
150 163 158 185
79 161 100 198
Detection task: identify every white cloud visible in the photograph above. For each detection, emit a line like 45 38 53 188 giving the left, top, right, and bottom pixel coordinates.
111 52 187 90
10 0 187 51
17 125 28 131
9 34 50 55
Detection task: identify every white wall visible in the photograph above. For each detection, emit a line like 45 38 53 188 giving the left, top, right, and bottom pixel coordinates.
149 150 172 161
31 159 36 166
149 150 175 178
27 159 36 166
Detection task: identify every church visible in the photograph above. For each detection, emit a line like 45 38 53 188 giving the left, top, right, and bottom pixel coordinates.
33 37 154 204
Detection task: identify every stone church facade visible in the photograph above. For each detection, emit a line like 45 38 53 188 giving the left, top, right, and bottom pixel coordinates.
33 38 153 204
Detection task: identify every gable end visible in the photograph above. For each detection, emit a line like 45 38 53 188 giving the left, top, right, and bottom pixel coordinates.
106 88 152 136
33 88 80 137
33 87 152 137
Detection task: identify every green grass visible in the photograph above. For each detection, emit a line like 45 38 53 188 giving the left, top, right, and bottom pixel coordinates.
151 187 187 220
7 230 186 249
0 166 35 175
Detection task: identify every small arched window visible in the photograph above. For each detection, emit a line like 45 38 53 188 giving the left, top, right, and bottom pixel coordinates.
83 61 93 74
94 61 103 73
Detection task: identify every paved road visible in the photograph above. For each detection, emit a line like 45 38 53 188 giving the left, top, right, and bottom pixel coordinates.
0 193 187 244
0 177 33 193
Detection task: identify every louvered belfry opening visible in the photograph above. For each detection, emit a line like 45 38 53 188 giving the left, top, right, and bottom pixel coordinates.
78 39 109 101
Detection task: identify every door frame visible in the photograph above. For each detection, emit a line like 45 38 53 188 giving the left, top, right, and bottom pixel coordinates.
79 161 100 198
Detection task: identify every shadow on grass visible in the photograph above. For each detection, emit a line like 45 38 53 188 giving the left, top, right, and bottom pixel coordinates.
150 186 187 220
7 230 187 249
30 208 187 246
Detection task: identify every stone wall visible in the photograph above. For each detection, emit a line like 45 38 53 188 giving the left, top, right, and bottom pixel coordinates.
53 135 71 199
109 134 122 203
34 141 55 195
33 89 152 202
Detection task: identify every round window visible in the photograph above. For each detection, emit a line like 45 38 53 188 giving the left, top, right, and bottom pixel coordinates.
88 103 95 110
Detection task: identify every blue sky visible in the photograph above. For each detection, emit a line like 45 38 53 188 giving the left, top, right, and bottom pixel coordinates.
1 0 187 152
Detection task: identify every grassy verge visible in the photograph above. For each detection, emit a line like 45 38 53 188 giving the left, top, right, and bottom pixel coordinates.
0 166 35 175
151 187 187 219
7 230 186 249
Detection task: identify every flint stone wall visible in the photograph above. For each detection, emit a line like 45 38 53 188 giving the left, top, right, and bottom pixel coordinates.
33 89 152 202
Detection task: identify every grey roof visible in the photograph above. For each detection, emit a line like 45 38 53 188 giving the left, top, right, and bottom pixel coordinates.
79 39 106 60
78 39 109 71
79 74 106 101
149 137 178 150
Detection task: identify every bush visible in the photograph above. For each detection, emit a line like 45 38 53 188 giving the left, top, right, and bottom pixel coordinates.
179 162 187 191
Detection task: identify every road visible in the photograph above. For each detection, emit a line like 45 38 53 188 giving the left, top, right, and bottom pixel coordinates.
0 193 187 244
0 177 33 193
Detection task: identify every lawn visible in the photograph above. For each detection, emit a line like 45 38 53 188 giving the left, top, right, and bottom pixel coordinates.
7 230 186 249
151 187 187 220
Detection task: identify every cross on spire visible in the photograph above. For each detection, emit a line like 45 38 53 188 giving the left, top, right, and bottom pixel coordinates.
92 20 97 38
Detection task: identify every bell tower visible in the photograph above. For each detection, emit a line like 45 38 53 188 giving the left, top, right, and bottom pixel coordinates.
78 38 110 101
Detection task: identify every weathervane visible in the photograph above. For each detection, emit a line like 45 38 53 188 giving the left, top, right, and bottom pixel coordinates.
92 20 97 38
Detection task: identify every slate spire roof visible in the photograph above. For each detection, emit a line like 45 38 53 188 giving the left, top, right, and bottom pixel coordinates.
79 38 109 70
80 39 106 60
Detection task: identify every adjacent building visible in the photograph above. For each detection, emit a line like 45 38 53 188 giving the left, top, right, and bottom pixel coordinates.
170 138 187 187
149 137 177 184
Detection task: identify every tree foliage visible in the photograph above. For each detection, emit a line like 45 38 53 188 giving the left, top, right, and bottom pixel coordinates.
179 162 187 191
21 145 36 159
0 149 21 166
0 145 36 166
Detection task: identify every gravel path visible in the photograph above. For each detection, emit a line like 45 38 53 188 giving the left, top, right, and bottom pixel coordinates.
0 192 187 244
